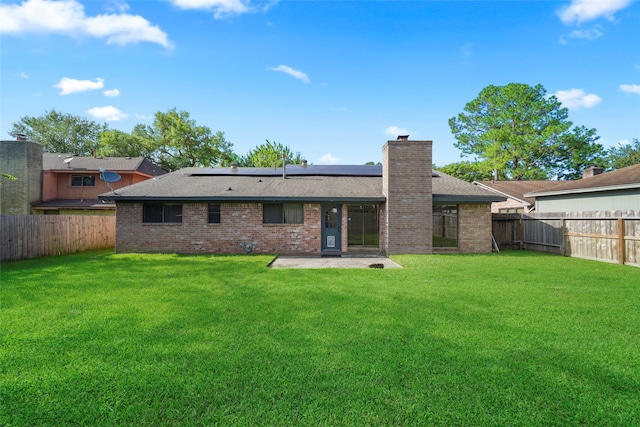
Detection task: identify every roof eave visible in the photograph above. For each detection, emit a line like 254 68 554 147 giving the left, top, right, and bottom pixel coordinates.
472 182 531 206
98 195 386 203
525 182 640 198
433 195 506 203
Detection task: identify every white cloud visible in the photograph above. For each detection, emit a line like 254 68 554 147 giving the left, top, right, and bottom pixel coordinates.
384 126 409 137
558 0 631 25
0 0 172 48
55 77 104 95
103 88 120 97
17 71 29 78
134 113 153 120
620 84 640 95
318 153 340 164
171 0 249 18
105 0 130 14
270 65 310 83
567 26 603 40
554 88 602 109
87 106 128 121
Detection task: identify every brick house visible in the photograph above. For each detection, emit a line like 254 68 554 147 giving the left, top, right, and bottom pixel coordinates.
101 138 504 255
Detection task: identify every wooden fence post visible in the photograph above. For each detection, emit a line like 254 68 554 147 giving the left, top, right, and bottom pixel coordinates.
560 218 566 256
618 218 625 265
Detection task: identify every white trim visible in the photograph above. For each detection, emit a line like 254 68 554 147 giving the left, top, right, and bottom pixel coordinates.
472 182 531 207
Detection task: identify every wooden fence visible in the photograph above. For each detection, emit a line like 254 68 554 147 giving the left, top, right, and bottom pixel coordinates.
492 210 640 267
1 214 115 263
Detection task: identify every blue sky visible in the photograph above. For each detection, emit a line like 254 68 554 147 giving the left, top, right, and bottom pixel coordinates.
1 0 639 166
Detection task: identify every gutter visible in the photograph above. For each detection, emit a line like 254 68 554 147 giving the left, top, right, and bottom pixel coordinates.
98 195 387 203
525 182 640 198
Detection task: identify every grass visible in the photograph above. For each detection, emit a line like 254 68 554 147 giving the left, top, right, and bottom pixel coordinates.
1 250 639 426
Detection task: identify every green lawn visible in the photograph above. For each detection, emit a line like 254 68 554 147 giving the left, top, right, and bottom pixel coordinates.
2 251 639 426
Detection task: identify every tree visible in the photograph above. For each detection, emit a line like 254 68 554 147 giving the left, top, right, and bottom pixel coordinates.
435 161 501 183
551 126 605 180
138 108 235 170
96 127 156 159
238 140 303 167
607 138 640 169
9 109 105 155
448 83 604 180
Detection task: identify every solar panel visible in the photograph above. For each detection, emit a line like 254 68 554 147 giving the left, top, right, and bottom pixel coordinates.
190 164 384 177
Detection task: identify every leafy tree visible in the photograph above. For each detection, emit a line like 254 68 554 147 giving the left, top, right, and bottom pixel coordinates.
238 140 303 167
96 127 156 159
448 83 603 180
551 126 605 180
138 108 235 170
9 109 105 155
607 138 640 169
364 161 381 166
435 161 502 182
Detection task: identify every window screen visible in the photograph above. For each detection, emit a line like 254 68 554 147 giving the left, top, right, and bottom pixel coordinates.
143 203 182 223
208 204 221 224
263 203 303 224
71 175 96 187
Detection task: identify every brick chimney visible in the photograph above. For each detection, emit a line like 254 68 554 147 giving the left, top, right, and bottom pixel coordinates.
382 138 433 254
582 166 604 179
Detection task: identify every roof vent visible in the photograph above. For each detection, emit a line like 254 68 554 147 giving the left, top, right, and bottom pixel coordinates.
397 135 409 140
16 133 27 141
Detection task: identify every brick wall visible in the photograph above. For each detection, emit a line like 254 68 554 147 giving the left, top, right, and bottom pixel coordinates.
382 139 433 254
456 203 493 253
116 202 322 254
0 140 43 214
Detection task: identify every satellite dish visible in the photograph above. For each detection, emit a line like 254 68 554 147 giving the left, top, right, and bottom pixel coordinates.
99 168 121 194
100 170 121 183
63 157 74 167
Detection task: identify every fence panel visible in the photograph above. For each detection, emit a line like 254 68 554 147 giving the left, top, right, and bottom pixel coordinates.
1 214 115 262
494 210 640 267
491 214 522 250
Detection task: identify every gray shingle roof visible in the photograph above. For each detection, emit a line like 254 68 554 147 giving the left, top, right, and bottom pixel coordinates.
525 164 640 197
432 171 506 203
43 153 167 176
100 166 504 203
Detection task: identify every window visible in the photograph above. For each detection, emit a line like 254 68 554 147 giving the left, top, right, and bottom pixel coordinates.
143 203 182 223
71 175 95 187
263 203 303 224
433 205 458 247
208 204 221 224
498 207 524 214
348 205 379 247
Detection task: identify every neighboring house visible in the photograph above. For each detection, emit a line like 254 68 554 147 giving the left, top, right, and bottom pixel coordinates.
31 153 167 215
0 138 43 214
101 138 504 255
525 164 640 213
473 180 559 213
